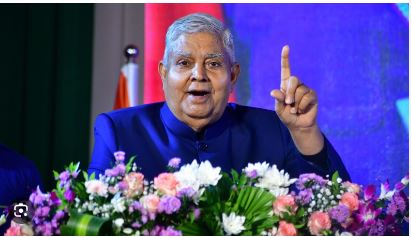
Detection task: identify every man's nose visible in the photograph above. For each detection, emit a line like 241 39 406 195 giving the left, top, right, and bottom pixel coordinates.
191 64 208 81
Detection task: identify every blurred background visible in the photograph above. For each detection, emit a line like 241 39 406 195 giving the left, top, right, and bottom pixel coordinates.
0 3 408 190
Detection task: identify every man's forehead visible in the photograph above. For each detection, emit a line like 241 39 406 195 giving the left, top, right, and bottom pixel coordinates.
173 50 225 59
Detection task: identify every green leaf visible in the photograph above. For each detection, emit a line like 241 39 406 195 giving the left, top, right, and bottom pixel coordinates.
231 169 239 183
178 221 211 236
126 156 136 173
238 173 248 187
53 171 60 180
90 172 95 180
60 212 112 236
82 171 89 181
332 171 340 184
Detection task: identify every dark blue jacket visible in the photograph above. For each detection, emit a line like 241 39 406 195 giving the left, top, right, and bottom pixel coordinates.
0 144 42 234
89 102 350 181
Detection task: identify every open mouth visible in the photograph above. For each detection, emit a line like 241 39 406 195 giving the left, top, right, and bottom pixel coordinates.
187 90 210 96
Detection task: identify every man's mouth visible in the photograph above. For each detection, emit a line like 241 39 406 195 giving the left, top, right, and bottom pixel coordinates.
187 90 210 96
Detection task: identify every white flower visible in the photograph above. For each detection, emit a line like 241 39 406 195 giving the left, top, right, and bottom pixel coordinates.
244 162 270 177
174 160 201 192
222 212 246 235
175 160 222 191
85 179 108 196
270 226 278 236
111 193 126 213
123 228 133 234
197 160 222 186
336 230 353 236
401 176 409 185
113 218 124 228
379 183 395 200
0 214 6 226
254 165 296 196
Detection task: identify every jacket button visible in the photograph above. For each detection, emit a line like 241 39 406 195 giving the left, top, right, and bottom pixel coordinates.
199 143 208 151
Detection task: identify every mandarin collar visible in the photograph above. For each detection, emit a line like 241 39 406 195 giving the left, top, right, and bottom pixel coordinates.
160 102 232 141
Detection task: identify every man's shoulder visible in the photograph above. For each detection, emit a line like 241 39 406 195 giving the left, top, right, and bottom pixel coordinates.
227 103 281 127
99 102 164 122
228 103 278 118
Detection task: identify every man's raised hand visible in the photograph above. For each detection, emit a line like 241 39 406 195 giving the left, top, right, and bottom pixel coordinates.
270 45 318 130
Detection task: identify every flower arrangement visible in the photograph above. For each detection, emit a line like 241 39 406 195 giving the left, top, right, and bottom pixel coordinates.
1 152 409 236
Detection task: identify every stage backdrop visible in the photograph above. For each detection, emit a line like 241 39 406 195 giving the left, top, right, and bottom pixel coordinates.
221 3 409 186
142 3 409 187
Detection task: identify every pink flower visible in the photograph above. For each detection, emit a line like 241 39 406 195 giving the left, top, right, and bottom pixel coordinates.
154 173 179 196
4 224 21 236
340 192 359 212
277 221 297 236
308 211 331 235
124 172 145 197
273 195 297 216
5 221 34 236
85 180 108 196
141 194 160 213
342 181 361 194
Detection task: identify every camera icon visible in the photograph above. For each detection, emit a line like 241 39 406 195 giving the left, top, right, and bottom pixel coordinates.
13 203 28 218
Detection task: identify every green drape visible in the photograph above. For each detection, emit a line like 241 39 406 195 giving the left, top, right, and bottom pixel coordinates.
0 4 94 190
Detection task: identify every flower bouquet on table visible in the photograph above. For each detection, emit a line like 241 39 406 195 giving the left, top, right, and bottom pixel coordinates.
0 152 409 236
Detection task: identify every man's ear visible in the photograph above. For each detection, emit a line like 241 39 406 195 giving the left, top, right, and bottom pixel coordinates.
230 63 241 91
158 61 167 83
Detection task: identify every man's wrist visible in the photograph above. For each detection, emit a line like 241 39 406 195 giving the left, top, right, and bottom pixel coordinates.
289 124 324 155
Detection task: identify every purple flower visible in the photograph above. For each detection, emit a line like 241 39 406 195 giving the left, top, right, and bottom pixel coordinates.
246 170 258 179
35 206 50 218
149 212 156 220
328 204 350 223
50 191 61 206
193 208 201 219
159 226 182 236
394 182 405 191
105 164 126 177
131 221 141 228
149 225 162 236
54 210 65 220
64 189 75 202
355 203 382 226
117 181 128 191
177 187 196 199
59 171 70 183
43 222 53 236
383 215 401 235
71 170 79 178
29 186 47 206
131 201 143 212
168 157 181 168
141 215 148 224
157 196 181 214
114 164 126 176
387 192 407 215
364 185 376 201
36 221 54 235
368 219 385 236
296 189 313 205
105 168 115 177
114 151 126 162
296 173 326 189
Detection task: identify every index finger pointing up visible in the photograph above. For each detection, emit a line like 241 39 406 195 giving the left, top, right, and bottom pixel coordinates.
281 45 291 89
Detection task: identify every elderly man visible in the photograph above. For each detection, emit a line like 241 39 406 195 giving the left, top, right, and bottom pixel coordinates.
89 13 350 181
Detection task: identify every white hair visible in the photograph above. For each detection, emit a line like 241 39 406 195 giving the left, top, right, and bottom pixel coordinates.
162 13 236 67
